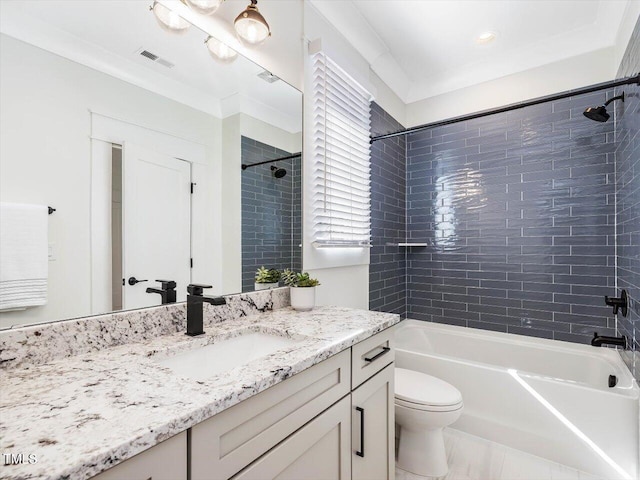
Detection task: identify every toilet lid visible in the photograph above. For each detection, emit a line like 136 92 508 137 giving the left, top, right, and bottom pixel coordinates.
395 368 462 407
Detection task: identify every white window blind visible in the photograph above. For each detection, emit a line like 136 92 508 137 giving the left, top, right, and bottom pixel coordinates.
312 53 372 248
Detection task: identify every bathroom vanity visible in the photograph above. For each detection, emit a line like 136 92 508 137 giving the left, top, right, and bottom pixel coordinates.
0 289 399 480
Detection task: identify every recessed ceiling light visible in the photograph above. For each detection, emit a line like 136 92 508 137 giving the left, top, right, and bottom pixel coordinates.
476 31 497 44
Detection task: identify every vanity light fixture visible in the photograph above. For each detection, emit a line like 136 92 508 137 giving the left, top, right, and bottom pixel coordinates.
186 0 224 15
476 31 497 44
151 1 191 32
206 36 238 62
234 0 271 45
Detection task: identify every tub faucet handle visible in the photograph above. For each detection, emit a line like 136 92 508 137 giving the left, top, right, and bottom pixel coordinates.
604 290 628 317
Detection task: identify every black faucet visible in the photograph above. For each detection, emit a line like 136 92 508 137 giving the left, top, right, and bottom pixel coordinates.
146 280 177 305
591 332 627 348
186 284 226 336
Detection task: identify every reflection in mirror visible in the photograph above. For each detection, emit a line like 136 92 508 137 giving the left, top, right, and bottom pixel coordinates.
0 0 302 329
241 143 301 292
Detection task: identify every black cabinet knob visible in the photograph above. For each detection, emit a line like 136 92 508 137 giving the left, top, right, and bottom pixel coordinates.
128 277 148 286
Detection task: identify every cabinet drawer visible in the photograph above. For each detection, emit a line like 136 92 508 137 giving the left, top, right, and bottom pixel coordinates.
231 396 351 480
351 327 395 389
191 349 351 480
91 432 186 480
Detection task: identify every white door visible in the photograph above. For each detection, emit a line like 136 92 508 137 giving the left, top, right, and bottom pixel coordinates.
122 142 191 309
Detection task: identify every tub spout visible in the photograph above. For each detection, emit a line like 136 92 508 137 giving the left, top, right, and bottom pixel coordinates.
591 332 627 349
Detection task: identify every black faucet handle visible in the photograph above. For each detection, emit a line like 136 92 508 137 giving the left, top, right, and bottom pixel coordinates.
156 280 177 290
604 290 628 317
187 284 213 296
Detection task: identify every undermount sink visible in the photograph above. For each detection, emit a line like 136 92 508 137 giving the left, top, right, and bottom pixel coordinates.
155 332 302 381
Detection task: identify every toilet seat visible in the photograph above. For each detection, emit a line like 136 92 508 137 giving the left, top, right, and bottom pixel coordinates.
395 368 463 411
395 397 463 412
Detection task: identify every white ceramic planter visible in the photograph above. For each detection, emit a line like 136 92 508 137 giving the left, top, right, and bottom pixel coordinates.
290 286 316 311
254 282 279 291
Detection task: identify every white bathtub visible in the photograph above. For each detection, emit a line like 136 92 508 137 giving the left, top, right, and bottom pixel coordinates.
395 320 640 479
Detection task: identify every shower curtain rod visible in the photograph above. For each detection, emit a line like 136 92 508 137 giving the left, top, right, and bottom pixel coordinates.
241 152 302 170
370 73 640 143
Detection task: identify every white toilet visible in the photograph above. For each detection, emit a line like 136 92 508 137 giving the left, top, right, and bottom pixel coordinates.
395 368 463 477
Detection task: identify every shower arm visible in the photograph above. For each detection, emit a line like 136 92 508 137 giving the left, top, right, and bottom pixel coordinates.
603 93 625 106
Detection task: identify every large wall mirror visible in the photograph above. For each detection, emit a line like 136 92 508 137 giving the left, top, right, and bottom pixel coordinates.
0 0 302 329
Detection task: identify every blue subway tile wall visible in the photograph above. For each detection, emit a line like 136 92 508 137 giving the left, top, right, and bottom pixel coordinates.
369 103 407 316
616 16 640 378
241 136 302 293
405 92 619 343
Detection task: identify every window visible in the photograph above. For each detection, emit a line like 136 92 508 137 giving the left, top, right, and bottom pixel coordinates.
311 53 372 248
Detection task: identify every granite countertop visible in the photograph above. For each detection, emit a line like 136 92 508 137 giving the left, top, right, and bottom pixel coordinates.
0 306 399 480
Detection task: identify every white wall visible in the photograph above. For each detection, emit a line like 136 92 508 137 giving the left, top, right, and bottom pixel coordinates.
614 1 640 73
0 34 223 328
301 2 384 310
405 47 615 127
404 5 640 128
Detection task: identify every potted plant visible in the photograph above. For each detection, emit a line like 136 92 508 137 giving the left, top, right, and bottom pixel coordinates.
254 266 281 290
282 269 321 311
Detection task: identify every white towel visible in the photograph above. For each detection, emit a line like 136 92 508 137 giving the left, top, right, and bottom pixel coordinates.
0 203 48 310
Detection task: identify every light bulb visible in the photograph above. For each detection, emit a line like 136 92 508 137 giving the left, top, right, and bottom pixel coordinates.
234 0 270 45
151 2 190 32
205 36 238 62
476 31 497 44
186 0 223 15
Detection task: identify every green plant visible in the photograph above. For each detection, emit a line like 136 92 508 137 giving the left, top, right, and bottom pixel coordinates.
255 266 281 284
282 269 320 288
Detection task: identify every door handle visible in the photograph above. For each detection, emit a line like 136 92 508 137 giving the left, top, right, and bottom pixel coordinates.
355 406 365 457
128 277 148 286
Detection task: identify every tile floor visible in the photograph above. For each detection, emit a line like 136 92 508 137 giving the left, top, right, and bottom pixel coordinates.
395 428 604 480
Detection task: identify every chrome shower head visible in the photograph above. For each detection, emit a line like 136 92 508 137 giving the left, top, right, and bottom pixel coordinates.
583 92 625 123
271 165 286 178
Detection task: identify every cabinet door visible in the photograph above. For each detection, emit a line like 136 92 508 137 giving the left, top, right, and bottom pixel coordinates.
232 396 351 480
352 363 394 480
91 432 186 480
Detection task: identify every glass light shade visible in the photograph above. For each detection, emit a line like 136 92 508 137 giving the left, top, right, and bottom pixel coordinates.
186 0 223 15
152 2 190 32
476 31 497 44
234 0 271 45
206 36 238 62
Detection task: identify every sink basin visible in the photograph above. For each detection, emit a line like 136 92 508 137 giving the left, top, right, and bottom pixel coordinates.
155 332 302 381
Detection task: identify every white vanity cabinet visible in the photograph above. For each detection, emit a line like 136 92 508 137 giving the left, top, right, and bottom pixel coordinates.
91 327 396 480
225 328 396 480
91 431 186 480
210 327 396 480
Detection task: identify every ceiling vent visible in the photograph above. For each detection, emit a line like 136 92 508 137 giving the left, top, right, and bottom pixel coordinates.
258 70 279 83
136 48 175 69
